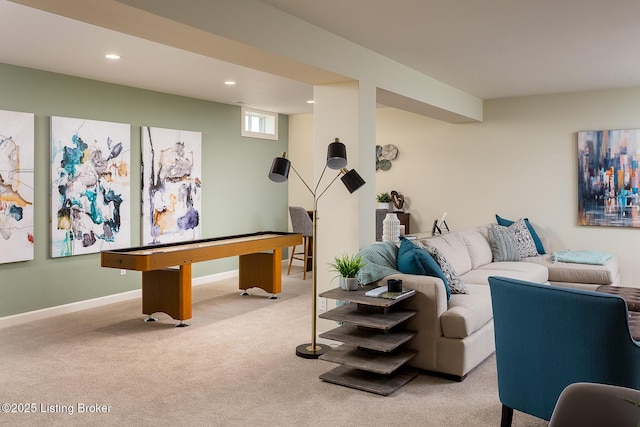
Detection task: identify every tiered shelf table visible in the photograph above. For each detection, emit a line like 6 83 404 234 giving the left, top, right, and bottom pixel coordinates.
318 284 418 395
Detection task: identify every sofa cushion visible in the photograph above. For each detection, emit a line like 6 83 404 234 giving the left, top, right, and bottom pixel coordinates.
440 284 493 339
488 225 521 262
461 229 493 268
496 214 546 254
423 232 472 275
461 261 549 285
508 218 539 258
425 245 468 294
397 238 451 300
522 254 618 285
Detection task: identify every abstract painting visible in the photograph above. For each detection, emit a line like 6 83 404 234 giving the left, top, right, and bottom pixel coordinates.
0 110 34 263
578 129 640 227
51 116 131 257
141 126 201 245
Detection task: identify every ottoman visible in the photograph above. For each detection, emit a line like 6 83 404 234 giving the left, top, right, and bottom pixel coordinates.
597 285 640 341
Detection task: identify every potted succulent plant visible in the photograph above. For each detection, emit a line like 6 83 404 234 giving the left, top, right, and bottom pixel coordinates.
376 192 392 210
329 253 366 291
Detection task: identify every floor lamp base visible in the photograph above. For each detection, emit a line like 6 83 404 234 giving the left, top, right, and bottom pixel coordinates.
295 343 331 359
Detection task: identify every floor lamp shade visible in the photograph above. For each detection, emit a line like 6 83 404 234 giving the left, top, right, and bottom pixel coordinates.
341 168 366 193
326 138 348 170
268 155 290 183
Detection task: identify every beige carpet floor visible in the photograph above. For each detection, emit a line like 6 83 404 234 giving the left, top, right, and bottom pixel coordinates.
0 268 547 427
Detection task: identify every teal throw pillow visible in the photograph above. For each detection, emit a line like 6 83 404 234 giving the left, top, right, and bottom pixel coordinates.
397 237 451 300
495 214 546 255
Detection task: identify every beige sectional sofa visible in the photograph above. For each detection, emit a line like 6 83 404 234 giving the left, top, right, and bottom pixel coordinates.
357 224 620 380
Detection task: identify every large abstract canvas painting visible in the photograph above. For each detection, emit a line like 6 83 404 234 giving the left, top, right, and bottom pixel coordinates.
141 126 201 245
578 129 640 227
51 116 131 257
0 110 34 263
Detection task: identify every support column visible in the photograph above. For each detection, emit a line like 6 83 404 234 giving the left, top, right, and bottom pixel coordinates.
313 80 377 332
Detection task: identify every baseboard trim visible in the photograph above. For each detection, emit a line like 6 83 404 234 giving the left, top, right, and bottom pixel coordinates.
0 270 239 330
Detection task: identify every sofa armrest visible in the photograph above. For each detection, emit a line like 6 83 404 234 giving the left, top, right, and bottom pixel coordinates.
373 273 449 372
372 273 448 317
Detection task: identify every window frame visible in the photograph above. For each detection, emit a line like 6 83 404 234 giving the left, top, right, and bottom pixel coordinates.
241 107 278 140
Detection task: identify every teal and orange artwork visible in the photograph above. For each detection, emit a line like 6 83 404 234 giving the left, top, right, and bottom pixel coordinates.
50 116 131 257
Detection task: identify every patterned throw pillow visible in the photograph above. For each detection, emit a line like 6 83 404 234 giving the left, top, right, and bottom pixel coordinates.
424 245 468 294
488 225 521 262
496 214 546 254
509 218 538 258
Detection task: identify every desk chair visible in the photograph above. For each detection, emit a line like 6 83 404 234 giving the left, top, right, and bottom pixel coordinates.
288 206 312 279
489 276 640 427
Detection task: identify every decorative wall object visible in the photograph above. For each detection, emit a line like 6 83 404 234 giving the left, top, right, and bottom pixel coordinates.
0 110 34 263
578 129 640 227
50 116 131 257
141 126 202 245
376 144 399 171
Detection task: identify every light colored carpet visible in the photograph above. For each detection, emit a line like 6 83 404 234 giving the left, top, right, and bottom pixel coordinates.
0 269 547 426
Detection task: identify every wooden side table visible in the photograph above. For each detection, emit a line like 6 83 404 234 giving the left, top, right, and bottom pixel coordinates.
318 285 418 395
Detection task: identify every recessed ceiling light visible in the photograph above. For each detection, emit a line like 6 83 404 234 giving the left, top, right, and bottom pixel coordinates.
224 81 237 86
105 54 121 60
306 100 315 104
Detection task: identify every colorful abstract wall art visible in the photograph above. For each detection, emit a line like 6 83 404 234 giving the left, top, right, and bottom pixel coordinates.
141 126 202 245
0 110 34 264
50 116 131 257
578 129 640 227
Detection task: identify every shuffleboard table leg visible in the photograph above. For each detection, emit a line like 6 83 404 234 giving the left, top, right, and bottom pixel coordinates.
238 249 282 297
142 264 193 323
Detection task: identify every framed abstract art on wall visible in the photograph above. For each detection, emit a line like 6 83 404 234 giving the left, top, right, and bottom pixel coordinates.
0 109 34 264
578 129 640 228
50 116 131 257
141 126 202 245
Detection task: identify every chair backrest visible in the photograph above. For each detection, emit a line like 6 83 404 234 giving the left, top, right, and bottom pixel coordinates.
289 206 312 237
489 276 640 421
549 382 640 427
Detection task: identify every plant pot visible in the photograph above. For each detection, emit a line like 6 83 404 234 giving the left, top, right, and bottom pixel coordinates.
339 277 359 291
377 202 391 210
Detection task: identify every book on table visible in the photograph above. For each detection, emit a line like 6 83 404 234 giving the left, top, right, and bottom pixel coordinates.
365 286 415 300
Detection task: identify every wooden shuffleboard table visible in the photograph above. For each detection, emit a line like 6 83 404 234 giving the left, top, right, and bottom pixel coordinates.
101 231 302 326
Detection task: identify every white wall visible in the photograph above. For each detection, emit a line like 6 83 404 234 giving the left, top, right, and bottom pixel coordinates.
291 86 640 287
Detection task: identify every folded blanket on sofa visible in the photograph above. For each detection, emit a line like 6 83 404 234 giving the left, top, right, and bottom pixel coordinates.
551 250 612 266
356 242 400 285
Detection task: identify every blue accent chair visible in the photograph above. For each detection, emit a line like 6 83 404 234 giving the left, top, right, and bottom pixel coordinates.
489 276 640 427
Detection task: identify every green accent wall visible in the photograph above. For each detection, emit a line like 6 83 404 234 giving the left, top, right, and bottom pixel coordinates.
0 62 289 317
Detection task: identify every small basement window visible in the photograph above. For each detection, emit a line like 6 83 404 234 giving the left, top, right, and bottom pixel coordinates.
241 107 278 140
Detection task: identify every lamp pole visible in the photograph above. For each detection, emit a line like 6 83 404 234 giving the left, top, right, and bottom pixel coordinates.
268 139 365 359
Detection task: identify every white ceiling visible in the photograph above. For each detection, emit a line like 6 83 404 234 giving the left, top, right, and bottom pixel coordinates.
2 0 640 116
261 0 640 100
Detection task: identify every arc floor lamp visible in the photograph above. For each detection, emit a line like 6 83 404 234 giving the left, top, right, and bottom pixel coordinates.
268 138 366 359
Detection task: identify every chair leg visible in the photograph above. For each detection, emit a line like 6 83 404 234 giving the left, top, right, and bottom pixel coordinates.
500 405 513 427
302 237 309 280
287 245 296 275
